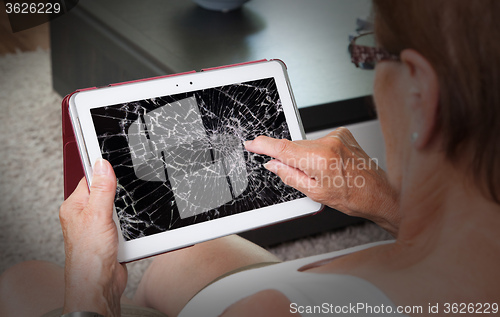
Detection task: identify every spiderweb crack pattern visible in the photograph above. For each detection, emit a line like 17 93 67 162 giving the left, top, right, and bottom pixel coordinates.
91 77 304 241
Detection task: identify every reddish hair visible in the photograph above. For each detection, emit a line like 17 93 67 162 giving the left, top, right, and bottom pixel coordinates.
373 0 500 204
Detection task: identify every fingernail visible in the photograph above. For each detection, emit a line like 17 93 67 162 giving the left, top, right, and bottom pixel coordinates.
263 161 277 173
93 159 108 175
244 140 253 148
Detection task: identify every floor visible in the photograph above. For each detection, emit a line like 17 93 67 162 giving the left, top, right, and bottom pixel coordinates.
0 9 50 55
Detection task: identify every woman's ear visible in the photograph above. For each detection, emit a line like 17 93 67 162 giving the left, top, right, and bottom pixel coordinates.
400 49 440 150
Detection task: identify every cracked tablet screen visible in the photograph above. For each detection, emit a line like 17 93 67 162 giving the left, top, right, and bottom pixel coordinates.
91 77 305 241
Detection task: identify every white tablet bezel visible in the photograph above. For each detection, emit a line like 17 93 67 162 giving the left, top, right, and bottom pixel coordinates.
69 60 322 262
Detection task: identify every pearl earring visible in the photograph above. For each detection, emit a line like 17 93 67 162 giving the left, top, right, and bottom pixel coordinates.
411 132 419 143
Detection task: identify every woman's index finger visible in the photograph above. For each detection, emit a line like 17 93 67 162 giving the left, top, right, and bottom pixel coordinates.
245 135 305 169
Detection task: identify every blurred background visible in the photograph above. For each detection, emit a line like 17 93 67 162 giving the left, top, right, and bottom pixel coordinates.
0 0 391 297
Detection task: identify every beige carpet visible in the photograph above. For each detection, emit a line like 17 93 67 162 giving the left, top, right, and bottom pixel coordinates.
0 50 392 297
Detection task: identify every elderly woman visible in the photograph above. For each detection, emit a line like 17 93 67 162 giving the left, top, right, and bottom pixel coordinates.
1 0 499 316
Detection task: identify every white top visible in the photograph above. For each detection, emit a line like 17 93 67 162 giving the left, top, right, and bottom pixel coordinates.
179 240 409 317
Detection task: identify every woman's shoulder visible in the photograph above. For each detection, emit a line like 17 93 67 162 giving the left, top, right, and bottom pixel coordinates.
299 239 397 274
219 274 410 317
219 289 296 317
180 240 403 317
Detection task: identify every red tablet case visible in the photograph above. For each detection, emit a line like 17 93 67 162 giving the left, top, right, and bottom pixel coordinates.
62 60 271 199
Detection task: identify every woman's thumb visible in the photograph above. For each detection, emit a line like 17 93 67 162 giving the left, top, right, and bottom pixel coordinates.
87 159 117 218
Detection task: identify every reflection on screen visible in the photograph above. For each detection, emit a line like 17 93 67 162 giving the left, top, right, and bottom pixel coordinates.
127 96 248 219
91 77 304 241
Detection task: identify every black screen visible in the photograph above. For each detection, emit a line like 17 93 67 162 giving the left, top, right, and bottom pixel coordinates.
91 77 304 241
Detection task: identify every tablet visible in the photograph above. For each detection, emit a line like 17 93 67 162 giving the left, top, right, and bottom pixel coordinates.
68 59 323 262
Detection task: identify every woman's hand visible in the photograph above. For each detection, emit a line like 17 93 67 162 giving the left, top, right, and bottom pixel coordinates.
59 159 127 316
245 127 400 236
